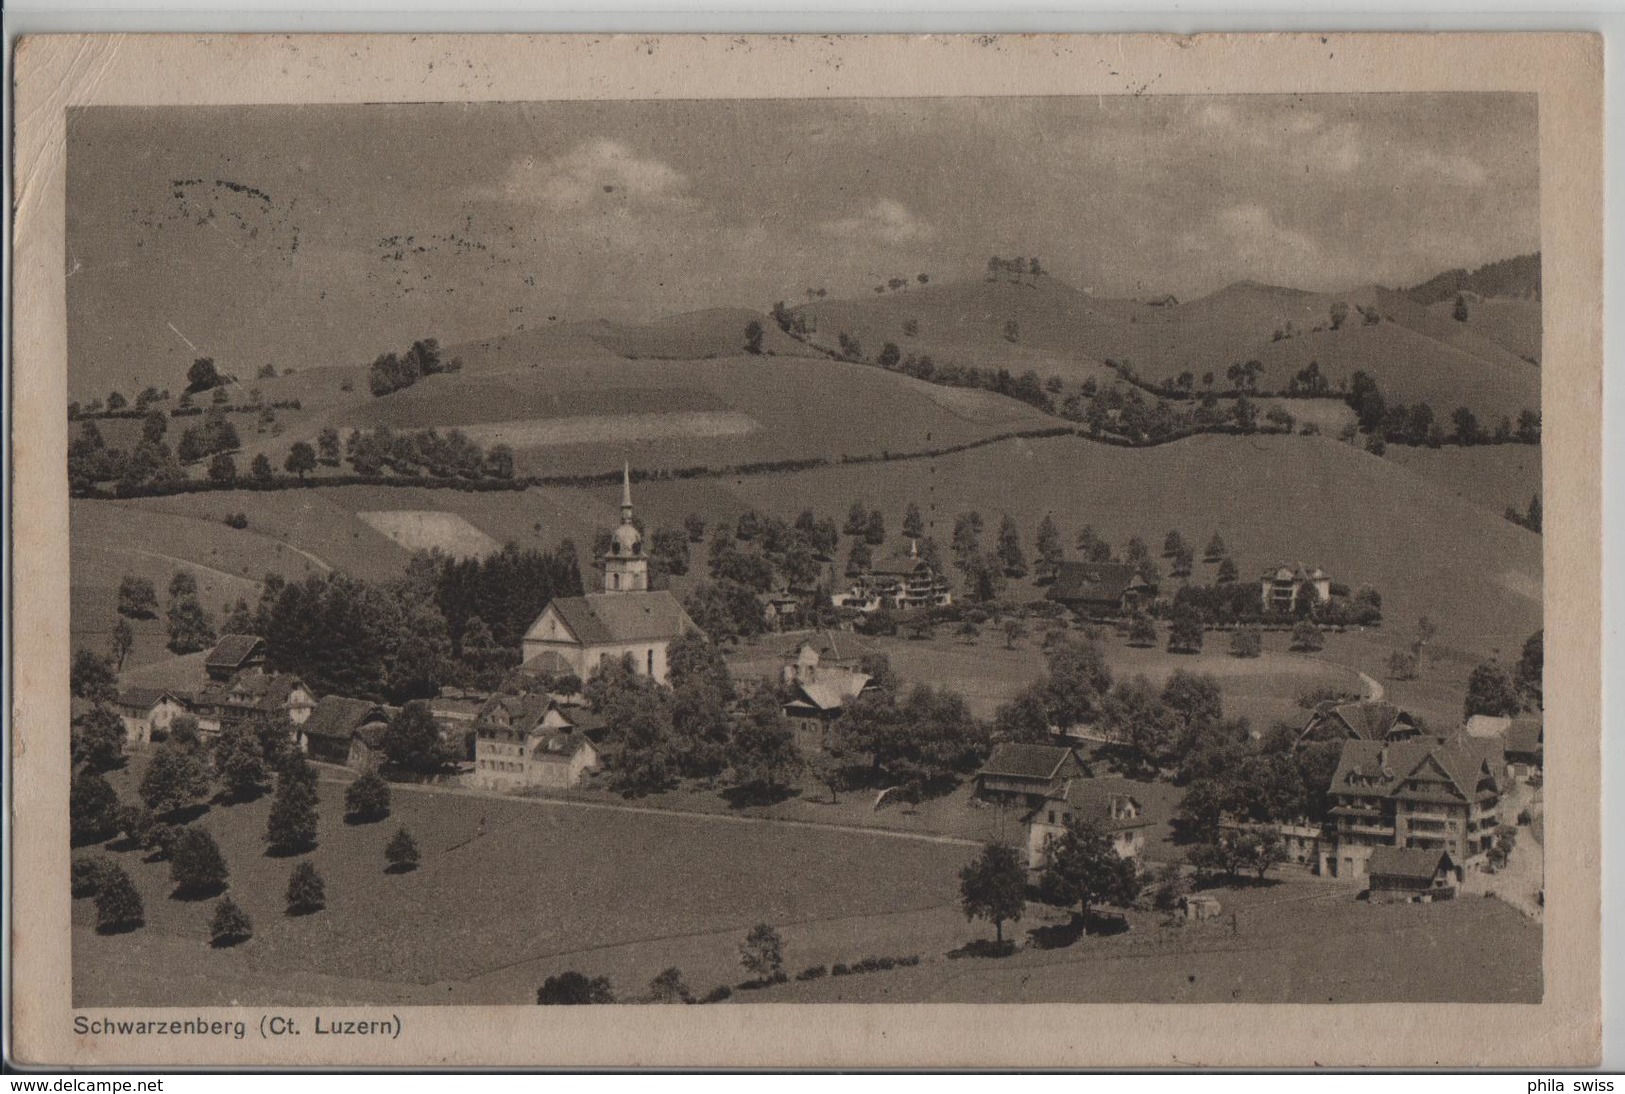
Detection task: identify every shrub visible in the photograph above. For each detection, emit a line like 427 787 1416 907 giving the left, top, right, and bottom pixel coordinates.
1517 809 1533 826
385 827 420 873
1229 628 1262 659
537 972 615 1005
831 963 852 977
209 897 254 947
700 985 733 1004
796 965 828 981
72 854 111 898
169 826 230 897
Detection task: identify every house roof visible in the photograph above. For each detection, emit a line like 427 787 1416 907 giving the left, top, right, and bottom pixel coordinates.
1367 846 1453 881
867 556 932 577
1305 700 1417 743
302 695 389 741
786 673 872 713
1027 775 1148 830
1047 562 1156 604
979 742 1075 781
116 686 182 711
782 629 875 665
534 732 596 761
1328 735 1503 802
205 634 265 670
543 591 698 645
353 723 390 749
1265 564 1330 584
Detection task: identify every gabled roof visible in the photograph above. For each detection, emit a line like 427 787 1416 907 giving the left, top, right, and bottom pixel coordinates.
116 686 185 711
782 629 875 665
303 695 390 741
1265 564 1330 584
786 673 873 713
979 742 1075 781
1026 775 1148 830
1505 719 1543 758
539 591 698 646
534 732 597 762
1047 562 1156 604
1304 700 1418 743
868 556 933 577
1367 846 1453 881
1329 736 1503 802
205 634 265 670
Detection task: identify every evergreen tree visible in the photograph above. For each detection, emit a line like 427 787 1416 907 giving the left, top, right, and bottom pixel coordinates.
995 514 1026 578
344 771 391 823
285 861 326 915
1034 515 1064 583
1204 532 1227 561
385 826 420 873
213 723 272 802
210 897 254 947
382 701 452 775
903 502 925 541
94 863 145 933
1167 605 1204 654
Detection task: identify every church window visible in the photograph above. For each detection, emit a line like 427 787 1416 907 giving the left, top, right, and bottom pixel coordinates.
647 649 655 675
612 573 620 591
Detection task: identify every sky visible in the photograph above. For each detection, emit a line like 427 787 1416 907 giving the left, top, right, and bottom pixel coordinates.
66 94 1538 391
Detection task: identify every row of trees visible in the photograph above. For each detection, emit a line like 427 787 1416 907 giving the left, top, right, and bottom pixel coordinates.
368 338 462 397
1347 371 1540 450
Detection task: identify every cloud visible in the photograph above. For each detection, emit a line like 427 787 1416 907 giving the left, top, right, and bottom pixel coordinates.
818 199 937 245
498 139 691 212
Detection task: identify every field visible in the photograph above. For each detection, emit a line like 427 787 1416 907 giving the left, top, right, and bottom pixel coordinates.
1382 443 1542 520
74 763 1540 1007
74 765 975 1007
356 510 503 559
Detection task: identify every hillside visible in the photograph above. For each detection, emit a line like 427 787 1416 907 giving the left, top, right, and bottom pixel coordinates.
787 266 1541 422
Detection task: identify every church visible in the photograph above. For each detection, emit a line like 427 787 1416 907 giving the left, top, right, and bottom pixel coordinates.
521 465 702 685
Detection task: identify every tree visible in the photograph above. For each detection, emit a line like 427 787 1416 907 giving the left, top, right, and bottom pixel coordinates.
877 342 902 369
1002 618 1027 649
265 776 319 855
1387 650 1419 681
1229 628 1263 659
683 513 706 543
739 922 785 981
383 700 453 775
94 863 144 933
996 514 1026 578
285 861 326 915
1128 615 1157 648
1517 629 1543 708
1329 301 1350 330
73 704 127 772
139 745 212 817
166 595 216 654
1451 406 1483 446
169 826 229 897
1037 816 1140 919
186 357 223 393
317 427 342 466
1289 620 1324 653
345 771 392 823
284 441 317 480
648 966 693 1004
210 897 254 947
729 691 802 799
1464 660 1522 719
71 649 119 703
213 723 272 801
537 972 615 1005
70 768 122 845
251 453 274 483
1167 605 1204 654
118 575 159 619
958 840 1027 945
1204 532 1227 562
1163 530 1187 559
1216 557 1238 585
1239 829 1286 881
1004 318 1020 343
743 320 765 355
902 502 925 542
1043 637 1114 729
993 686 1054 744
385 826 421 872
1034 515 1064 582
1453 292 1470 322
864 509 886 547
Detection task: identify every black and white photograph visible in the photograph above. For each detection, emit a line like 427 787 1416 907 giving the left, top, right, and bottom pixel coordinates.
12 31 1604 1069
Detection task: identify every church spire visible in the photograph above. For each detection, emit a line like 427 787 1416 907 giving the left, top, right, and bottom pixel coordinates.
621 462 634 524
604 462 647 594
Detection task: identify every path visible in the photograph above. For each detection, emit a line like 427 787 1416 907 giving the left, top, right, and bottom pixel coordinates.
95 544 262 589
1358 670 1385 701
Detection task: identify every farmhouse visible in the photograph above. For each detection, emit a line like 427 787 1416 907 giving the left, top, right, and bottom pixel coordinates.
1365 847 1458 903
301 695 392 765
1046 562 1158 617
783 672 874 752
1319 734 1504 881
203 634 267 682
471 695 604 790
187 670 315 737
113 687 190 746
974 742 1088 808
782 629 876 686
521 466 701 685
833 540 952 612
1261 564 1331 614
1464 714 1544 782
1023 776 1150 869
1299 699 1422 745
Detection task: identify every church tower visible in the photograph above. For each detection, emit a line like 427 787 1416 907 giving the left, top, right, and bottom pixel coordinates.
603 463 648 594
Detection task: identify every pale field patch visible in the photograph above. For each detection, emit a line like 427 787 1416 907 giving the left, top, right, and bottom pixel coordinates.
357 510 502 559
453 410 762 448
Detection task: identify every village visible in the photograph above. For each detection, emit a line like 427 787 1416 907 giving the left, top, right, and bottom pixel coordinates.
68 461 1545 1006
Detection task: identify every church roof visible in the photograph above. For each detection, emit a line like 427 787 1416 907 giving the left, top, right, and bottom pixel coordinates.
545 591 698 645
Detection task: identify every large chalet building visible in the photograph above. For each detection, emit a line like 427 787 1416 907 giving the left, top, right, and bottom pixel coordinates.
1261 564 1332 614
1319 733 1505 881
1046 561 1158 618
520 465 702 685
833 540 952 612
